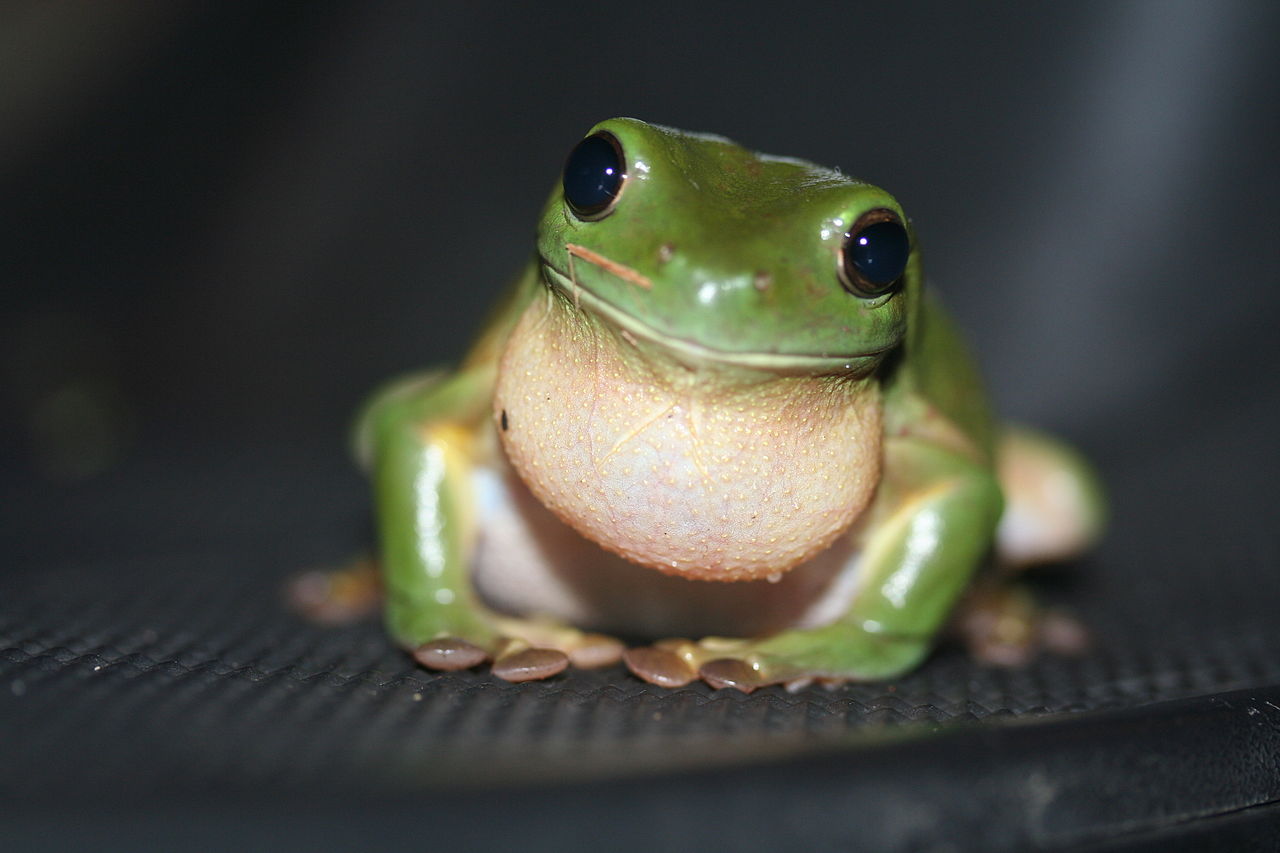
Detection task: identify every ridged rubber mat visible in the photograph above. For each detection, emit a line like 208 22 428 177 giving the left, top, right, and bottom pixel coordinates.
3 396 1279 850
4 550 1279 798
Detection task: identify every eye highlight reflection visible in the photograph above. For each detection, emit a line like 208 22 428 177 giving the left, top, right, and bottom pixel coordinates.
838 210 909 297
562 132 627 219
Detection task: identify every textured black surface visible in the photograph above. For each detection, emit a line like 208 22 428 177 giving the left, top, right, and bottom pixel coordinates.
3 417 1280 808
3 3 1280 851
4 379 1276 811
3 545 1280 852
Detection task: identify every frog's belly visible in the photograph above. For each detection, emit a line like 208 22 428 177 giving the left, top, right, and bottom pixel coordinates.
470 465 865 639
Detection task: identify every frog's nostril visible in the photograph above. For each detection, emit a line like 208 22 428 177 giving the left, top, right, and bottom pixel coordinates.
657 242 676 264
753 271 773 292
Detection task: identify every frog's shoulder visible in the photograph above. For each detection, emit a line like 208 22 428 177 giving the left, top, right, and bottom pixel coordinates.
461 259 542 370
882 281 997 458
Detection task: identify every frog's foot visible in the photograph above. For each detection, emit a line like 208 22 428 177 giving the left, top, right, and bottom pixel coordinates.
285 556 382 625
996 427 1106 569
624 627 933 694
952 583 1090 667
408 615 626 683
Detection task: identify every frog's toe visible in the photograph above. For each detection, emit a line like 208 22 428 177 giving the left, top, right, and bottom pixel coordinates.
955 583 1090 667
566 633 626 669
699 629 933 690
286 557 381 625
491 616 628 673
699 658 767 693
492 646 570 682
699 661 853 693
623 646 697 688
624 642 789 692
1040 610 1091 655
412 637 490 671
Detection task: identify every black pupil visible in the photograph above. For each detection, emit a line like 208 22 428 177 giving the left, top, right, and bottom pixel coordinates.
848 220 909 289
563 134 624 216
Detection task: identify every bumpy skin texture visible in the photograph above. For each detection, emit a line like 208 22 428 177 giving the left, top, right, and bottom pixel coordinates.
493 293 883 581
356 118 1103 691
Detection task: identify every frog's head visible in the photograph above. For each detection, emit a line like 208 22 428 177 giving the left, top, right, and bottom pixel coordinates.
536 117 916 375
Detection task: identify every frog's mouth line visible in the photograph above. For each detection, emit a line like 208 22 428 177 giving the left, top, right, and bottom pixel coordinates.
540 260 889 374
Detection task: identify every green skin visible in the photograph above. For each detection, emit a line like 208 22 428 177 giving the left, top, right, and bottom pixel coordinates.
356 118 1083 687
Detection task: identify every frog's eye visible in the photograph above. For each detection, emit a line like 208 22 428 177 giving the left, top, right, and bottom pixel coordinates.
839 210 910 298
562 131 627 220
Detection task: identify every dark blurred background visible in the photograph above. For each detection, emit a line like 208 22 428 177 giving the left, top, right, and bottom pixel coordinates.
3 2 1278 563
2 3 1280 845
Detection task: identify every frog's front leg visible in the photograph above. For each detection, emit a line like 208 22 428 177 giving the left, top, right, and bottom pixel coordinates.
625 438 1002 691
360 368 623 682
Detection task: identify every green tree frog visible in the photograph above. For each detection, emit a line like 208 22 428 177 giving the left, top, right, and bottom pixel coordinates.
355 118 1104 691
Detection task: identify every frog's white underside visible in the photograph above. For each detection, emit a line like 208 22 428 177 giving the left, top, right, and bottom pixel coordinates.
469 464 868 638
466 451 1079 637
